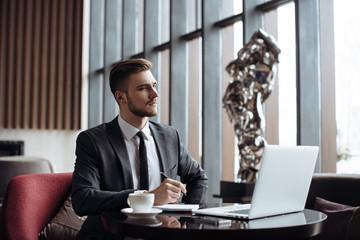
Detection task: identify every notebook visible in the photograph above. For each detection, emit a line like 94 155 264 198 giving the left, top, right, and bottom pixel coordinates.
154 204 199 212
192 145 319 220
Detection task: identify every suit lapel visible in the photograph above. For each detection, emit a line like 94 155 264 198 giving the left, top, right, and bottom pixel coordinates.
149 122 170 178
106 117 134 189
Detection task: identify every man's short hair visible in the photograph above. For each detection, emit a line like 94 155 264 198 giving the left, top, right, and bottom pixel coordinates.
109 58 152 96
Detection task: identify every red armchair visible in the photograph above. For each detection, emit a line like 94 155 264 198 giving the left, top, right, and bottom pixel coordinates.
0 173 72 240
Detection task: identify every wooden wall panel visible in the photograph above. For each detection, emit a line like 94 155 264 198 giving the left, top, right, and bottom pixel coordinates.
39 0 49 129
4 0 16 128
46 0 57 129
0 0 83 130
0 0 6 121
74 0 83 130
23 0 34 129
55 0 66 129
14 0 24 128
30 0 42 129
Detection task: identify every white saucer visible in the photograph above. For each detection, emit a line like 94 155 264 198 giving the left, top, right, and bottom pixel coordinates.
121 208 162 218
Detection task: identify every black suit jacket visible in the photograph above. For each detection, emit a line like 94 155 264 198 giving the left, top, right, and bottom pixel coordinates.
71 117 208 216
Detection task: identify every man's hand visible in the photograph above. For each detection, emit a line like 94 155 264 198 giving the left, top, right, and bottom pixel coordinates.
148 178 187 205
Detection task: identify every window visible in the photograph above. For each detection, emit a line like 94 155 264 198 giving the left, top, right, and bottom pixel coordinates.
88 0 346 202
334 0 360 173
277 2 297 145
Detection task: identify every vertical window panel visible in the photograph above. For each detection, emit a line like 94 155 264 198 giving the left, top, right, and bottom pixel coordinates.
138 0 144 53
170 0 188 143
159 0 170 44
277 2 297 145
189 0 197 32
264 9 279 145
159 49 170 125
222 25 236 181
188 37 202 163
221 0 243 19
188 0 201 32
122 0 138 59
221 0 243 181
202 0 222 201
103 0 121 123
319 0 336 172
334 0 360 173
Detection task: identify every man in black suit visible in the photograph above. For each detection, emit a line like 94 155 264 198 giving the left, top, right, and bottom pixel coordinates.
71 58 208 218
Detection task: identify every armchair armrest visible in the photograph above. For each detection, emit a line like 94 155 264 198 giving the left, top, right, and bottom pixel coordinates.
0 173 72 240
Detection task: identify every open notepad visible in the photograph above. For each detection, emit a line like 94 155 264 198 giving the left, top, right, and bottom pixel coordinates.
154 204 199 212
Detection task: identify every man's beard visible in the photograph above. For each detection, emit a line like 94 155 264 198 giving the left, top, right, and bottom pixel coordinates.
127 96 157 117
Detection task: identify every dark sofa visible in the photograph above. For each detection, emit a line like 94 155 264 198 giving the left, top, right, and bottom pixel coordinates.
306 173 360 240
306 173 360 209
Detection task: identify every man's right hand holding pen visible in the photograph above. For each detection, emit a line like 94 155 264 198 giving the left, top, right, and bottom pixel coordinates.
147 172 187 205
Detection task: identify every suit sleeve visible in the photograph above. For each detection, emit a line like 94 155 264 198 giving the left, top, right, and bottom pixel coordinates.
174 130 208 204
71 131 133 216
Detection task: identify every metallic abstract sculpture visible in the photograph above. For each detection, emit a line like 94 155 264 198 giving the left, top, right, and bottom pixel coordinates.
223 29 281 182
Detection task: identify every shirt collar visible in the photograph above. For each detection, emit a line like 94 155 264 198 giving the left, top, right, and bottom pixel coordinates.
117 115 150 141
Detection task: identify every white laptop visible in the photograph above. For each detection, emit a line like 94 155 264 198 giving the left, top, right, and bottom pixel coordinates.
192 145 319 220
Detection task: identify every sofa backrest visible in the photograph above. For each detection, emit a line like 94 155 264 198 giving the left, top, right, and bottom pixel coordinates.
0 156 54 204
306 173 360 209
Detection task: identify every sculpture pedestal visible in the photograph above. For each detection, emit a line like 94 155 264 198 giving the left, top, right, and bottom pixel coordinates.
213 181 255 204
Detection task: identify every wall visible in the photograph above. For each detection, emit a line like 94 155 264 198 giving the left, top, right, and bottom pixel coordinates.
0 0 84 130
0 129 81 173
0 0 90 174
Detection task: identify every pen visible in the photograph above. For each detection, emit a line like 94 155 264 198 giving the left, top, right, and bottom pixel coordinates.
160 172 168 180
160 172 187 196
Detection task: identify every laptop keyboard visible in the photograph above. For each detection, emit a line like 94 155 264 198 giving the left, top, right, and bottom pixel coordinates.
227 208 250 215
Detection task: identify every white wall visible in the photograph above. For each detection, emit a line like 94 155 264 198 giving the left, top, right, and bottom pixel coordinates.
0 129 81 173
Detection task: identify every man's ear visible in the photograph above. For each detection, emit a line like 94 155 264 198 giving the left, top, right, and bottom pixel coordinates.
115 91 127 104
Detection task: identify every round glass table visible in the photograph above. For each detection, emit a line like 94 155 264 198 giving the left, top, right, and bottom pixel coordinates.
101 208 326 240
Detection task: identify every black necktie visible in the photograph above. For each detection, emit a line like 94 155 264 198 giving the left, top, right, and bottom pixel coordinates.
136 131 149 190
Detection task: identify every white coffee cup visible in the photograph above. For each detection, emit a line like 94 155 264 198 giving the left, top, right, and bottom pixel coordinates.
127 192 154 213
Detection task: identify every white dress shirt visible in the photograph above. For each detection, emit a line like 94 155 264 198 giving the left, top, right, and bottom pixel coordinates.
117 116 161 190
